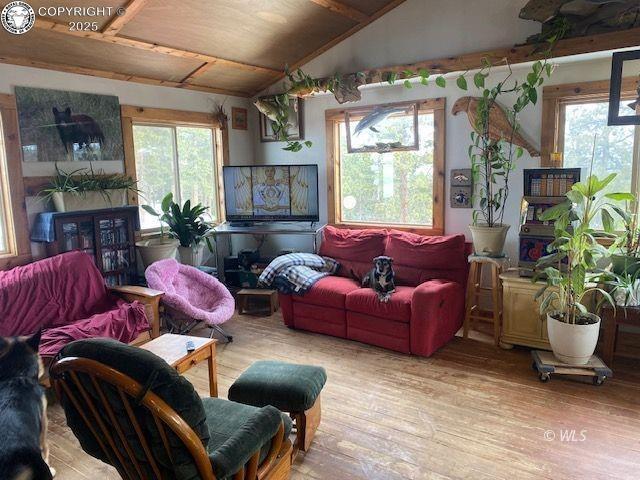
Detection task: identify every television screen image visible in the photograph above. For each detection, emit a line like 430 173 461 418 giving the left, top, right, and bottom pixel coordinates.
223 165 319 222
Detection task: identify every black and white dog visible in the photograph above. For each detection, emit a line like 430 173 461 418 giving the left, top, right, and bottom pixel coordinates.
0 331 54 480
362 256 396 303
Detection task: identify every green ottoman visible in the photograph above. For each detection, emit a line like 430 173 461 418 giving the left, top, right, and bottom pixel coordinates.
228 360 327 453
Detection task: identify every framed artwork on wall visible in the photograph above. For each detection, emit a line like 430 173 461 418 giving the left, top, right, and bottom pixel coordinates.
259 96 302 142
608 50 640 126
231 107 248 130
450 168 472 208
15 86 124 163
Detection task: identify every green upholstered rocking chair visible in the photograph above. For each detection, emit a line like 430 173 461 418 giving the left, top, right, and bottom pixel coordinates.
50 339 292 480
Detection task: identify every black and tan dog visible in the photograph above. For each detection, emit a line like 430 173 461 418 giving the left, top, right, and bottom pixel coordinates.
0 332 54 480
362 256 396 303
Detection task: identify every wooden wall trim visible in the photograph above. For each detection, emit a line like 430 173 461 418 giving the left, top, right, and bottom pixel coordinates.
256 25 640 95
120 105 220 126
325 97 445 236
0 95 31 268
540 77 639 167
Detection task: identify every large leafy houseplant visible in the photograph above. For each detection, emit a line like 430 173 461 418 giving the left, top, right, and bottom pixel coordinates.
142 193 213 266
534 173 624 365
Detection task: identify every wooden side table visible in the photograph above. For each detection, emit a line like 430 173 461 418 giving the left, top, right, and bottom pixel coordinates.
140 333 218 397
237 288 279 315
463 255 508 346
601 305 640 366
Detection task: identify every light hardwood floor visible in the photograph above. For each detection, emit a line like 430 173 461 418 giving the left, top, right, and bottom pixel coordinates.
48 312 640 480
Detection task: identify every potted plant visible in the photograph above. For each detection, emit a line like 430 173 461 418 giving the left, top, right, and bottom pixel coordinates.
605 195 640 275
535 173 622 365
141 193 213 267
40 165 137 212
136 194 180 268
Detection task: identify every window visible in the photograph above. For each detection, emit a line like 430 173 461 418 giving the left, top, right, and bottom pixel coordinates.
0 113 13 254
326 99 445 234
0 95 30 268
122 106 227 232
542 79 640 227
133 124 218 230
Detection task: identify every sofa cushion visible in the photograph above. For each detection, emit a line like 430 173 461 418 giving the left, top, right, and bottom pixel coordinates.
293 275 360 309
386 231 467 286
203 398 291 479
319 225 387 279
228 361 327 412
345 286 414 322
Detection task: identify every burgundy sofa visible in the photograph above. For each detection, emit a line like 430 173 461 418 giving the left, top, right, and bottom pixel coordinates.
0 251 161 357
279 226 470 357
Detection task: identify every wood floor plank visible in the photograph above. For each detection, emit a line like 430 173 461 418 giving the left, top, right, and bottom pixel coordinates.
47 312 640 479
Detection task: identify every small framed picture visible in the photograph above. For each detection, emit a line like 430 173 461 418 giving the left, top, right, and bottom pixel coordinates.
231 107 248 130
608 50 640 126
259 96 302 142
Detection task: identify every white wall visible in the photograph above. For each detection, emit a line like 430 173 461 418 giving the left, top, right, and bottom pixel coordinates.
252 0 620 262
0 62 255 256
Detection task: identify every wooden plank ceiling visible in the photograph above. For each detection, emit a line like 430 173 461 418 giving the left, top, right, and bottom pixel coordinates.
0 0 406 97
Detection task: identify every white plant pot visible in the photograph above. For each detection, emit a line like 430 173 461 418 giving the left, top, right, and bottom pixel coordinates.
178 244 206 267
136 237 179 269
546 312 600 366
52 189 127 212
468 224 510 257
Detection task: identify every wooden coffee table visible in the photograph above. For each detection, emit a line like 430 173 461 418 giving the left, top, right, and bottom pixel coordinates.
140 333 218 397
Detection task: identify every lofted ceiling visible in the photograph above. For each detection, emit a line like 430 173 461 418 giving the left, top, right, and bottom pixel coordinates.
0 0 406 97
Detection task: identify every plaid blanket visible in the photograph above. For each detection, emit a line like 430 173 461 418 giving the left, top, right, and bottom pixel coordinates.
259 253 340 295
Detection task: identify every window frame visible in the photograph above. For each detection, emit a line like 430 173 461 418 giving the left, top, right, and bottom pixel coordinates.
325 97 446 236
121 106 228 234
541 77 640 170
0 94 31 269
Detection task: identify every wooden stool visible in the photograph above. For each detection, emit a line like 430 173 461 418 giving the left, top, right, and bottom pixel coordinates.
463 255 508 346
237 288 279 315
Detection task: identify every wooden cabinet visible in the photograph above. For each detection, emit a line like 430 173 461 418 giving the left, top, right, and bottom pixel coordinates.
32 207 139 286
500 271 551 350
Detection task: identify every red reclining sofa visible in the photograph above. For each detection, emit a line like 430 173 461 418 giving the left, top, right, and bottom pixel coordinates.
279 226 471 357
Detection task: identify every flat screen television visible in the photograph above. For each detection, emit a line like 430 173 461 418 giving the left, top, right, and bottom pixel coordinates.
223 165 319 222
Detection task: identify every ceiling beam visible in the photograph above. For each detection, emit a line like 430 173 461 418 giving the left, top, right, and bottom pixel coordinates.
102 0 150 35
253 0 407 94
0 54 251 97
180 61 217 83
256 23 640 96
309 0 369 23
35 18 281 76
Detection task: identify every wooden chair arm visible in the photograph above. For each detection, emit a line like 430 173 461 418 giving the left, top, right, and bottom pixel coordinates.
110 285 164 338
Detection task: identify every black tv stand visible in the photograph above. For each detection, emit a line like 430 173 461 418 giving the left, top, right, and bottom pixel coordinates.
213 221 326 283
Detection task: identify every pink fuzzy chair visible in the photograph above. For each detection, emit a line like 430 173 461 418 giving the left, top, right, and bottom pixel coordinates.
145 258 235 342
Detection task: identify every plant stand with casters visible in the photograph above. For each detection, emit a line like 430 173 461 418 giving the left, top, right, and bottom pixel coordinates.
531 350 612 385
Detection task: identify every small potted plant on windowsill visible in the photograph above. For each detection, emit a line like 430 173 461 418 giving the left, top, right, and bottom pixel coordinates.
141 193 213 267
535 173 623 365
40 166 137 212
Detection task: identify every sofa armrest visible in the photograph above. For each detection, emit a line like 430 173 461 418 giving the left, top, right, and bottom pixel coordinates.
110 286 163 338
410 279 465 356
